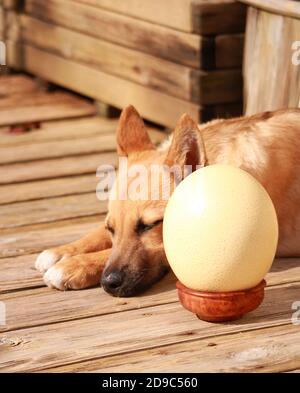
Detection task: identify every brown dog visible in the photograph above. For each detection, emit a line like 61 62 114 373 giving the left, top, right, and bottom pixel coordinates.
35 106 300 296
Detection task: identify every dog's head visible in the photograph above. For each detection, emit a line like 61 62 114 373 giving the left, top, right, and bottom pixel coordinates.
101 106 206 296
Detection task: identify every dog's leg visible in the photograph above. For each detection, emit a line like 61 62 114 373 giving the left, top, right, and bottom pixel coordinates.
43 248 112 290
35 223 111 273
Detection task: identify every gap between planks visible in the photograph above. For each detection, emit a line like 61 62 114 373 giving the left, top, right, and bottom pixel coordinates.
0 127 165 165
0 281 298 372
44 323 300 373
0 260 299 329
0 215 105 259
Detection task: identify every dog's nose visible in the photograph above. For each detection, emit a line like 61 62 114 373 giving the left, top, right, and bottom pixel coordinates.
101 271 124 294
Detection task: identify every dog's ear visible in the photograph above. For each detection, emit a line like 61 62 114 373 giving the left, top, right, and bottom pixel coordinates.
116 106 155 156
165 114 206 171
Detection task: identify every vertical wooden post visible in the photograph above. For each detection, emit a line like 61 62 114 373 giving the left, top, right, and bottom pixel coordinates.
2 0 23 70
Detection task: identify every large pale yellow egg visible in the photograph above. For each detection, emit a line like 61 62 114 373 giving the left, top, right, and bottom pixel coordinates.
163 164 278 292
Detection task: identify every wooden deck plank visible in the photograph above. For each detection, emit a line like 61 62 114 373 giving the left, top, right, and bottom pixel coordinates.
0 91 96 126
0 216 103 258
49 324 300 373
0 273 176 331
0 192 107 229
0 128 165 164
1 253 299 294
0 174 99 204
0 117 118 146
0 260 299 329
0 74 40 97
0 282 296 372
0 254 170 295
267 258 300 286
0 134 118 164
0 152 118 184
0 254 42 293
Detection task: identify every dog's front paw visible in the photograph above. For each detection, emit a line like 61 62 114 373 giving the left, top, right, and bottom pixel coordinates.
35 250 66 273
43 254 104 290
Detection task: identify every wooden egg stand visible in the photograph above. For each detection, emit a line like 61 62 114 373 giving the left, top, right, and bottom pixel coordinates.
176 279 266 322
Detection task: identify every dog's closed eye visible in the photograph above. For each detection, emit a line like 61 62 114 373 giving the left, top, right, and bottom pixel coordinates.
105 222 115 235
136 219 163 234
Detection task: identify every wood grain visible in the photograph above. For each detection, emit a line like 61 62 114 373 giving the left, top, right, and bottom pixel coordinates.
22 45 201 127
73 0 194 32
240 0 300 19
0 258 299 325
0 253 42 293
0 216 103 258
74 0 247 35
0 116 163 146
0 91 96 126
20 16 243 104
50 323 300 373
0 282 297 372
0 134 119 164
244 8 300 115
0 117 118 146
25 0 212 68
0 192 107 229
0 74 40 97
20 15 195 100
0 152 118 184
0 273 177 331
0 174 99 204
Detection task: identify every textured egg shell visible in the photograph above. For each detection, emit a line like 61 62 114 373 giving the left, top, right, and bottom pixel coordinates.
163 164 278 292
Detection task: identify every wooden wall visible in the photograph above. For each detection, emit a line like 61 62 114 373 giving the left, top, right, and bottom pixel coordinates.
243 4 300 115
4 0 246 126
